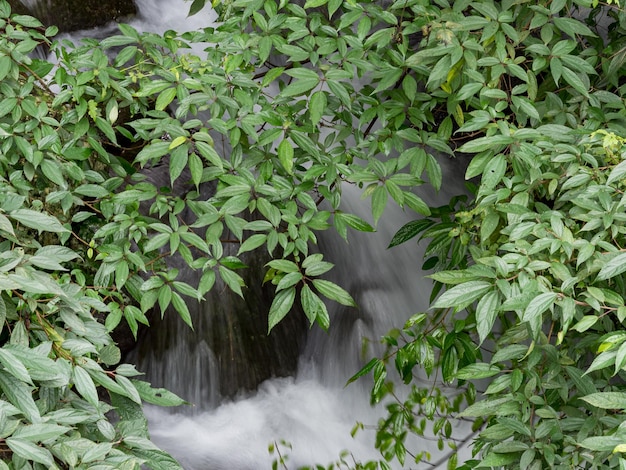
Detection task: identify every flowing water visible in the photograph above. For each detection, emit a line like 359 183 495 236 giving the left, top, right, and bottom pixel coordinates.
51 1 471 467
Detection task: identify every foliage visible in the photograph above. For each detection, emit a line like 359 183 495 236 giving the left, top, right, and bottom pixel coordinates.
335 0 626 468
2 0 626 467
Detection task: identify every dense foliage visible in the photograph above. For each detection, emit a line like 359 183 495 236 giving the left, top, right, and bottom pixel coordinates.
1 0 626 468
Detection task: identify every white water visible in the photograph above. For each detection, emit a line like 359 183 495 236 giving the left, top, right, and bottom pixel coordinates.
53 2 471 467
141 159 470 469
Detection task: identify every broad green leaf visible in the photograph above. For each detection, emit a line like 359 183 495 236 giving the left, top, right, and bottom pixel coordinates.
561 67 589 96
278 139 294 175
456 363 501 380
309 90 327 126
388 219 432 248
9 210 68 233
335 212 375 233
155 88 177 111
188 0 206 16
581 392 626 409
171 292 193 329
312 279 356 307
371 185 387 225
300 284 325 325
73 366 100 407
6 437 54 467
608 160 626 185
266 259 300 273
238 234 267 255
280 78 319 98
579 436 623 452
597 252 626 281
304 0 328 7
476 290 500 344
432 281 493 310
268 287 296 332
40 159 65 186
458 135 514 154
458 396 515 417
0 349 32 385
132 380 188 407
523 292 557 337
0 370 40 423
218 266 244 298
346 358 379 385
12 423 71 442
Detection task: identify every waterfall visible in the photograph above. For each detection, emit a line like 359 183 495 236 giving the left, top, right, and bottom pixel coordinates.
53 2 471 467
140 158 469 469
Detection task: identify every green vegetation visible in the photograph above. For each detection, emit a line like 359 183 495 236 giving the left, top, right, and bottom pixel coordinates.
0 0 625 468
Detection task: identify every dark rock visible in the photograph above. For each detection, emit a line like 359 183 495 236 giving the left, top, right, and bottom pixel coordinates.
9 0 136 32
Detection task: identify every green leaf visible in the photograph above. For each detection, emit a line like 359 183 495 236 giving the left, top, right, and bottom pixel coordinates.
597 252 626 281
581 392 626 409
6 438 54 467
458 396 514 417
335 212 375 233
0 370 40 423
456 363 501 380
523 292 557 337
476 290 500 344
346 358 378 385
171 292 193 329
561 67 589 96
304 0 328 7
277 139 294 175
40 159 65 186
432 281 493 310
301 284 327 326
458 135 513 154
388 219 432 248
312 279 356 307
132 380 188 406
9 210 68 233
0 349 32 385
268 287 296 332
579 436 623 452
188 0 206 16
280 78 319 98
371 185 387 225
12 423 71 442
266 259 300 273
309 91 327 126
218 266 244 298
238 234 267 255
154 87 176 111
73 366 99 407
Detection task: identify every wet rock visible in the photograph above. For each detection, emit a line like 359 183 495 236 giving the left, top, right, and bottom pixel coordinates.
9 0 136 31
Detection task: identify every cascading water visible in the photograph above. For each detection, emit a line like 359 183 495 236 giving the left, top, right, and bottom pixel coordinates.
51 1 472 467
